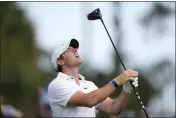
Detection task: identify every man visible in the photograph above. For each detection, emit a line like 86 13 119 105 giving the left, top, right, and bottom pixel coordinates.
48 38 139 117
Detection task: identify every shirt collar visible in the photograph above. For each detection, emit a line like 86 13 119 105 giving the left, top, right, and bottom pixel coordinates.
57 72 85 80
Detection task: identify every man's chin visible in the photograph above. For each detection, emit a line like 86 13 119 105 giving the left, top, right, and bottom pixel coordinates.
77 61 82 66
75 61 82 67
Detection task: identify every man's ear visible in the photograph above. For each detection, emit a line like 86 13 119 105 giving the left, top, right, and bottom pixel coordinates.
56 59 64 66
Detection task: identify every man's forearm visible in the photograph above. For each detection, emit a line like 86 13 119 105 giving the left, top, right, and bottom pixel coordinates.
87 83 116 107
110 90 130 115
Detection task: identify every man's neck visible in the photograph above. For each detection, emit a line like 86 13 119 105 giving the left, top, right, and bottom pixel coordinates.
62 67 79 81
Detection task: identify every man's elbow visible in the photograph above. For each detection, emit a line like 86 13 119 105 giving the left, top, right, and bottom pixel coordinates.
111 110 122 116
110 106 123 116
84 102 94 108
86 103 94 108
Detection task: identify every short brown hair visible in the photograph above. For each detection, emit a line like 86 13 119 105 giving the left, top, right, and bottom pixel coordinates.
55 55 64 72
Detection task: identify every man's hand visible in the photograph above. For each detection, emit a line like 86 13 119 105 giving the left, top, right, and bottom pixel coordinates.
123 77 139 93
114 70 138 86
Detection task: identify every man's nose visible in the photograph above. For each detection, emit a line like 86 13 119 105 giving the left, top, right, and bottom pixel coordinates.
74 48 78 53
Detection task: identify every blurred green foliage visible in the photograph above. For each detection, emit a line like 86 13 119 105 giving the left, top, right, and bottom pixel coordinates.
0 2 44 116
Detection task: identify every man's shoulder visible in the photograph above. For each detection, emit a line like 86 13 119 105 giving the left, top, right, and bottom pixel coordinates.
48 76 66 90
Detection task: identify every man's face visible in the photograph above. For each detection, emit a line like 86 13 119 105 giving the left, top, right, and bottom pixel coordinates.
59 46 82 68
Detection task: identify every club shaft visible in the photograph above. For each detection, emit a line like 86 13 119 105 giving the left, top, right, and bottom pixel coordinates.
100 18 149 118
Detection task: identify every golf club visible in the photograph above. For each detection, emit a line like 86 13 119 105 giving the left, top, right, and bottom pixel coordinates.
87 8 149 118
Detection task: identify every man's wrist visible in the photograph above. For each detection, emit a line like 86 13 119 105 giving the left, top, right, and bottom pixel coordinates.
110 79 119 88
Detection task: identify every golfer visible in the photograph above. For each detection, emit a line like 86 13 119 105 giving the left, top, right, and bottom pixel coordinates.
48 38 139 117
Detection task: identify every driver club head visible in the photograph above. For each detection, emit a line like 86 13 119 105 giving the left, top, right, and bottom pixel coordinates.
87 8 102 20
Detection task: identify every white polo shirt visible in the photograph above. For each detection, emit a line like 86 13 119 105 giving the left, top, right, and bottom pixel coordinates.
48 72 99 117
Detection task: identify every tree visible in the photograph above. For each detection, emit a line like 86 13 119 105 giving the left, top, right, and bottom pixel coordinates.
140 2 175 42
0 2 44 116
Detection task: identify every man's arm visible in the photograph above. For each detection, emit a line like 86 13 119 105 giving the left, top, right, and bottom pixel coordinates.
68 83 115 107
96 77 139 116
68 70 138 108
96 90 130 116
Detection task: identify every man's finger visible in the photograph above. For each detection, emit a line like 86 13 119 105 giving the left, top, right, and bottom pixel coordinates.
130 77 135 80
134 84 138 88
133 77 138 81
131 73 139 77
128 70 138 74
132 81 138 85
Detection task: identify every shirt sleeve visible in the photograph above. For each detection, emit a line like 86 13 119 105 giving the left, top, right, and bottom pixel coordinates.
48 80 78 107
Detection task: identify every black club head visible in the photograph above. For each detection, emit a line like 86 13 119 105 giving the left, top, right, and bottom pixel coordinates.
87 8 102 20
